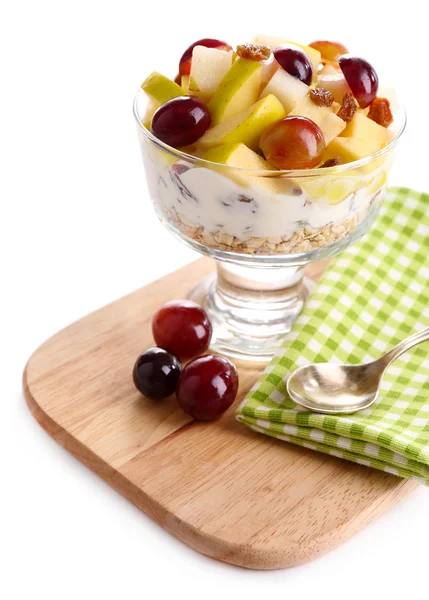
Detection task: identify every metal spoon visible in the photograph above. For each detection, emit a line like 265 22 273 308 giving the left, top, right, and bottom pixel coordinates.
286 326 429 414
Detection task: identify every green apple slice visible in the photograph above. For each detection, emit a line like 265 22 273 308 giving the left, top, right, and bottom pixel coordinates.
141 72 184 105
261 68 309 113
190 46 233 95
209 58 262 125
198 94 285 150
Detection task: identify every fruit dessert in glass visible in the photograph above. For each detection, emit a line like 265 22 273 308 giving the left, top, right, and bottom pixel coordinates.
134 35 405 361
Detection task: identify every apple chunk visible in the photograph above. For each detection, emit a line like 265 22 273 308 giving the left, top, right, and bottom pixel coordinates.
203 143 296 195
141 72 184 105
324 136 385 173
209 58 262 125
260 68 309 113
300 175 362 205
198 94 285 150
203 143 271 170
341 112 388 145
190 46 233 95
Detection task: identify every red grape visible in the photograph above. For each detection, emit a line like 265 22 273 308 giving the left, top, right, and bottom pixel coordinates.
260 116 325 170
338 55 379 108
151 97 211 148
309 40 349 63
152 300 212 360
179 38 232 75
273 45 312 85
133 347 181 400
176 355 238 420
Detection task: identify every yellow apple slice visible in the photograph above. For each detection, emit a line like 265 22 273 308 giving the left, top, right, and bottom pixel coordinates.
203 143 297 195
366 168 388 195
300 175 361 205
323 137 386 174
209 58 262 125
325 136 385 161
141 72 184 105
198 94 285 150
203 142 270 169
341 112 388 145
320 112 348 145
142 99 160 129
190 46 233 95
260 68 309 113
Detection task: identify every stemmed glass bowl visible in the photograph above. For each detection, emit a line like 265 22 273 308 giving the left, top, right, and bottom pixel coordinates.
134 90 406 361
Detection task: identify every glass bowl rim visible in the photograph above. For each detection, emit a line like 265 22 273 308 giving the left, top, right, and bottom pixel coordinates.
133 90 406 178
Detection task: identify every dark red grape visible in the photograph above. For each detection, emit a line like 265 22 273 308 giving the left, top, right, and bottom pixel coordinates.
151 97 211 147
133 347 181 400
273 45 312 85
152 300 212 360
179 38 232 75
338 55 379 108
260 116 325 170
176 355 238 420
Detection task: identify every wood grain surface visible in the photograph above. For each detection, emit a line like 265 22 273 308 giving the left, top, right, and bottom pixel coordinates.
23 257 417 569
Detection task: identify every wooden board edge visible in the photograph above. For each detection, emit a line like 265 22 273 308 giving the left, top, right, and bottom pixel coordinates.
22 361 417 569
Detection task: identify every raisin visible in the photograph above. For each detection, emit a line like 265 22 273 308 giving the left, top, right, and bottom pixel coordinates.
310 88 334 107
368 97 393 128
236 43 271 61
320 157 340 168
337 91 357 122
171 163 190 176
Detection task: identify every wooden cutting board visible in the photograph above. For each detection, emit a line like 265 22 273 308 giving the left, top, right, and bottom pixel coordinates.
23 257 416 569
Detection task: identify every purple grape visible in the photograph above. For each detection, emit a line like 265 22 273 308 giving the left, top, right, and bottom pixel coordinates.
133 347 181 400
274 45 312 85
151 96 211 148
338 55 379 108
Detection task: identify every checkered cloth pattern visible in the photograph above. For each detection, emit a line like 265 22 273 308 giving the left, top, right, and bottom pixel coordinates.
236 188 429 484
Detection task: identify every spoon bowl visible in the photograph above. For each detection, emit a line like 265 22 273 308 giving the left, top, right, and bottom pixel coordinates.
287 362 382 413
286 326 429 414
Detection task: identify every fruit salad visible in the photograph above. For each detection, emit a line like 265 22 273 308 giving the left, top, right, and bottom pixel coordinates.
136 35 402 256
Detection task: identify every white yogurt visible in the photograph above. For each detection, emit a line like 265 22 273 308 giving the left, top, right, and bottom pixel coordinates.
143 149 379 241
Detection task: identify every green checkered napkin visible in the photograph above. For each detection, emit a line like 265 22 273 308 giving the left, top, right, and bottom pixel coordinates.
236 187 429 484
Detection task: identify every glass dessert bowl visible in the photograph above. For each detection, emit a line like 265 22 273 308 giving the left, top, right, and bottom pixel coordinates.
134 35 406 361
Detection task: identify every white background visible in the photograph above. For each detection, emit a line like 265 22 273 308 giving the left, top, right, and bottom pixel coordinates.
3 1 429 598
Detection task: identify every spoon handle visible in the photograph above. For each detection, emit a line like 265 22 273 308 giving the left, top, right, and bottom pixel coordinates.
380 326 429 368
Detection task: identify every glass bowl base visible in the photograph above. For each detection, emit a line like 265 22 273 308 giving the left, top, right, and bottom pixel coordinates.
188 272 309 362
